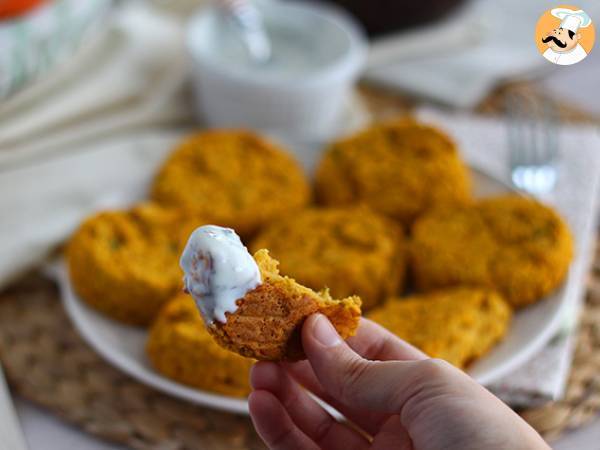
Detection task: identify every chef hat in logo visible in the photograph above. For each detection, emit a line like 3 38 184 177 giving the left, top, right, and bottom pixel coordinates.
551 8 592 33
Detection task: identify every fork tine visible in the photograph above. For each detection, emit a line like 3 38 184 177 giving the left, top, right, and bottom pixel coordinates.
507 94 520 183
519 95 535 168
530 99 540 167
507 93 529 190
506 90 559 195
544 96 560 162
506 93 523 168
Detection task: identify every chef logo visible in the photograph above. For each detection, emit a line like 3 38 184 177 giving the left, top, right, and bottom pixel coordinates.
535 5 595 65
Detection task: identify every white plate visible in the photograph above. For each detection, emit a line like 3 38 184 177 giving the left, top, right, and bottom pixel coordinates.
54 263 250 415
55 167 570 415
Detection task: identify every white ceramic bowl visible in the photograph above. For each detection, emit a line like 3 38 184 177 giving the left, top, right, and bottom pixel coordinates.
186 0 367 139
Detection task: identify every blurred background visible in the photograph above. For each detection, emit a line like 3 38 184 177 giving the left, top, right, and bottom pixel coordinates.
1 0 599 449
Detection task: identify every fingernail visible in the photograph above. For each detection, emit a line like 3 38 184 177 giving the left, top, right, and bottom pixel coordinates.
312 314 341 347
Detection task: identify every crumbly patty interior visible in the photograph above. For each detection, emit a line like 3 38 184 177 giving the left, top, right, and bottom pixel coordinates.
206 249 361 361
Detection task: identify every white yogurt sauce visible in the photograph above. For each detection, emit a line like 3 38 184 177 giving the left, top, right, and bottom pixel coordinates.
191 2 353 81
180 225 261 324
214 22 322 76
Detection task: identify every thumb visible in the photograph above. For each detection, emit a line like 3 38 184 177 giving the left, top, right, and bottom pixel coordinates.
302 314 464 414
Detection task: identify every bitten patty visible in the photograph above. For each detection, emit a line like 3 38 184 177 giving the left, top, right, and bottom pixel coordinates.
203 249 362 361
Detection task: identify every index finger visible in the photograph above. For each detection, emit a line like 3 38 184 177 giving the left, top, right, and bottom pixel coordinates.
346 318 428 362
283 317 427 435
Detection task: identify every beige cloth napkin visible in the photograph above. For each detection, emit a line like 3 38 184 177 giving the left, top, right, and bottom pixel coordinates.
0 2 191 170
0 2 192 287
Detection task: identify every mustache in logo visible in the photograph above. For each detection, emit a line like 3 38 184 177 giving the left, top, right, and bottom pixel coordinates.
542 35 567 48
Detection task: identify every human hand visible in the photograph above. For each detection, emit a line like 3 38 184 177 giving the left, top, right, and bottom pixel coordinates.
249 314 550 450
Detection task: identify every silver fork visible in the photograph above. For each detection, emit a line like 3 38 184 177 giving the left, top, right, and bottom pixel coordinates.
506 93 560 195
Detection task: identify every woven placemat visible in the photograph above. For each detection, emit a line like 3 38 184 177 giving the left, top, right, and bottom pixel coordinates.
0 276 266 450
520 239 600 441
359 81 600 124
0 239 597 448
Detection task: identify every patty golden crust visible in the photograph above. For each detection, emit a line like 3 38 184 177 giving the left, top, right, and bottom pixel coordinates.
251 207 405 310
205 249 362 361
67 203 201 326
147 293 253 397
315 119 472 227
151 130 310 237
368 288 511 368
410 195 574 307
